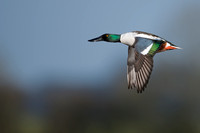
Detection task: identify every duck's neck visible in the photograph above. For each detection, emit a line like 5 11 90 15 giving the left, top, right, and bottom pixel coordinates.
107 34 121 42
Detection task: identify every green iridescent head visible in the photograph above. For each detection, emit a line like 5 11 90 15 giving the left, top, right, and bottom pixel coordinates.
88 34 120 42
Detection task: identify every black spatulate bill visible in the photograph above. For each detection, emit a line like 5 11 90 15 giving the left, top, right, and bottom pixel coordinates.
88 36 103 42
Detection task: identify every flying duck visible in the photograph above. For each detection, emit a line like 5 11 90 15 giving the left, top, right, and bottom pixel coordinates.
88 31 181 93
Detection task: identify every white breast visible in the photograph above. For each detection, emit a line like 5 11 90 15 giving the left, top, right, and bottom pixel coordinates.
120 32 136 46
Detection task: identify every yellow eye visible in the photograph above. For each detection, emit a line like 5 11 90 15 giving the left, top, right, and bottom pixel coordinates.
106 34 109 37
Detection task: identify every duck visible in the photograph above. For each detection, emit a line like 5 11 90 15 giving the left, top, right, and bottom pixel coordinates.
88 31 181 93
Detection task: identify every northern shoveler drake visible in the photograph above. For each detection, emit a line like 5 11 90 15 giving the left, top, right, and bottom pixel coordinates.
88 31 181 93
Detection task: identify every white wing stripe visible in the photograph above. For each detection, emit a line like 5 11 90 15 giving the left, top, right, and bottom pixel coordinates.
141 43 153 55
135 33 162 40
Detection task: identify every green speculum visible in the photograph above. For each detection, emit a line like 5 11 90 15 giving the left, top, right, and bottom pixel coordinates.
148 42 162 56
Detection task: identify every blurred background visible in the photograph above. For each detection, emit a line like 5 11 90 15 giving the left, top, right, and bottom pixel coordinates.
0 0 200 133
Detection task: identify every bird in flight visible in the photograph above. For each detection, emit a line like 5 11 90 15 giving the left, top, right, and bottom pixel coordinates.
88 31 181 93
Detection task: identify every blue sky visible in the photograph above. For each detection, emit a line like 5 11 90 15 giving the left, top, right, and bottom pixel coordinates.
0 0 199 89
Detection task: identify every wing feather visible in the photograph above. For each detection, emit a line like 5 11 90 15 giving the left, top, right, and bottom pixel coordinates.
127 46 153 92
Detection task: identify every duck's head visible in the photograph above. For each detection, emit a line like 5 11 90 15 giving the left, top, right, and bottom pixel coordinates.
88 34 120 42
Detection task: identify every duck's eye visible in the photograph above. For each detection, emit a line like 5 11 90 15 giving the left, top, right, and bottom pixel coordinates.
106 34 109 37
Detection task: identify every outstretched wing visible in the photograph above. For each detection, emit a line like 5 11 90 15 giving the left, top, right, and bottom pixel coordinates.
127 46 153 93
127 36 164 93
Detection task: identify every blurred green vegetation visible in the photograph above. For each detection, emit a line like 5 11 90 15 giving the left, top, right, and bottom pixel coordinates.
0 64 200 133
